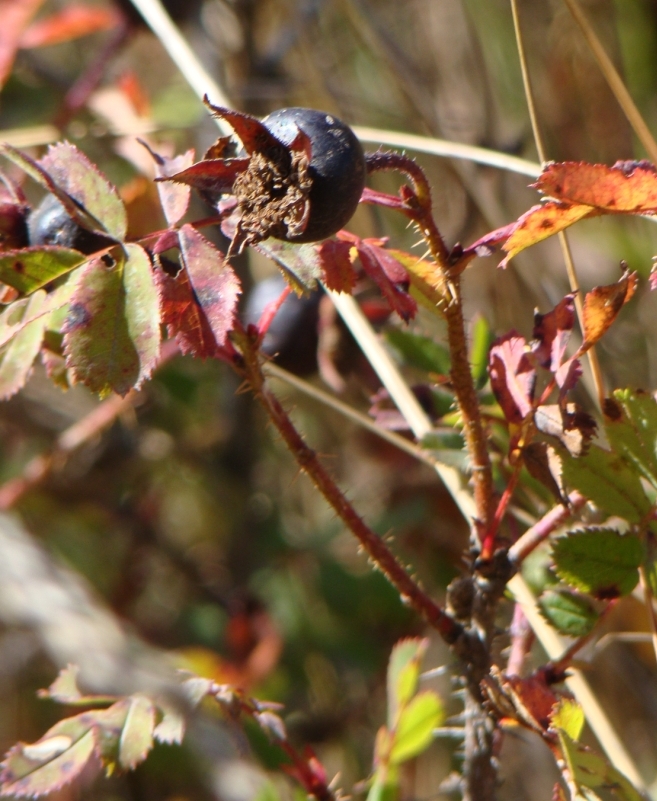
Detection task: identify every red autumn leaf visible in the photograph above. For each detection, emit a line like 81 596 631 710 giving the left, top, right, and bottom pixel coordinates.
555 357 582 394
500 202 596 268
141 142 195 227
155 265 224 359
160 158 249 196
178 225 241 348
346 236 416 321
19 5 119 49
315 239 356 293
359 186 406 210
488 333 536 424
203 97 284 155
0 0 45 88
531 293 576 372
581 266 638 351
535 160 657 213
462 221 518 259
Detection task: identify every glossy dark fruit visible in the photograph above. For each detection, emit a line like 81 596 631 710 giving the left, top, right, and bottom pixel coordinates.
261 108 366 243
243 274 321 375
27 194 113 254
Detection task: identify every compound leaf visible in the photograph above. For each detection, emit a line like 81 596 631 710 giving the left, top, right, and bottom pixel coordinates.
538 589 598 637
389 691 443 765
552 529 644 598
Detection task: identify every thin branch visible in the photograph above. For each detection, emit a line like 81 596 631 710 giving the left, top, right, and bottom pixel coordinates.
508 492 586 564
232 323 463 645
510 0 605 410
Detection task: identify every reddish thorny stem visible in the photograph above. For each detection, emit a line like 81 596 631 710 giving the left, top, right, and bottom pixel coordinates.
364 151 496 538
232 320 463 645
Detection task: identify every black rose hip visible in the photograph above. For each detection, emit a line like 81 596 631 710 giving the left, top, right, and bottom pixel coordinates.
161 99 366 254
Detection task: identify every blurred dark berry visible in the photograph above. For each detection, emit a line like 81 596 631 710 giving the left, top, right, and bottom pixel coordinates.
243 274 321 375
28 194 114 254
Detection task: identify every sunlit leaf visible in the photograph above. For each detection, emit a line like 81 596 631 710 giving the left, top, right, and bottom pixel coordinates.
356 239 417 322
152 703 185 745
388 249 446 311
118 695 156 770
557 730 643 801
0 290 49 399
500 202 595 268
38 665 117 706
538 589 598 637
553 529 644 598
488 333 536 424
0 246 86 294
143 145 195 227
0 276 78 349
178 225 240 347
581 268 637 350
560 444 651 523
389 691 443 764
386 638 427 729
64 245 161 397
536 160 657 213
40 143 127 239
532 294 576 372
604 389 657 488
315 239 356 293
551 698 585 742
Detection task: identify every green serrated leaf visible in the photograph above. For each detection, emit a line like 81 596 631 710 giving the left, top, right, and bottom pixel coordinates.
385 328 450 375
118 695 156 770
0 247 87 295
0 276 79 350
470 315 493 389
0 291 49 399
40 143 127 240
605 389 657 489
386 638 427 729
389 691 443 765
558 730 643 801
255 239 320 291
551 698 585 741
538 589 598 637
560 444 652 523
552 529 644 598
63 245 161 397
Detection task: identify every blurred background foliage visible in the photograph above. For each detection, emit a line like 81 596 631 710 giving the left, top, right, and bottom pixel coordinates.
3 1 657 800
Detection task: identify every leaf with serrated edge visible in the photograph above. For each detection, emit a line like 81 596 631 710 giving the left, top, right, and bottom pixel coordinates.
582 269 637 350
118 695 155 770
388 249 446 311
38 665 118 706
557 730 642 801
0 291 49 399
40 143 126 239
551 698 585 742
64 245 160 397
147 146 195 227
0 730 98 798
386 638 427 730
256 238 322 291
538 590 598 637
0 247 87 295
316 239 356 293
0 276 79 350
389 691 443 765
178 225 240 347
553 529 644 598
560 444 651 523
153 703 185 745
488 333 536 424
604 389 657 488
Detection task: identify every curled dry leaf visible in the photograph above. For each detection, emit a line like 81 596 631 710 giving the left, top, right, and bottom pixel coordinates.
581 265 638 351
488 333 536 425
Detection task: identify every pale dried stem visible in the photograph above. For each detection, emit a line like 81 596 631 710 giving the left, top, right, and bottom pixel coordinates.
509 0 605 409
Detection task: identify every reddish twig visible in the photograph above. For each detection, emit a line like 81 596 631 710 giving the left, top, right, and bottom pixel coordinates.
231 321 463 645
506 603 535 677
508 492 586 564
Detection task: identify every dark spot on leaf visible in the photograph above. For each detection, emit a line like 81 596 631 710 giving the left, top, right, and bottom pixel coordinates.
60 760 74 774
539 219 554 230
64 303 91 331
603 398 622 421
12 261 24 273
101 254 115 268
594 585 621 600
